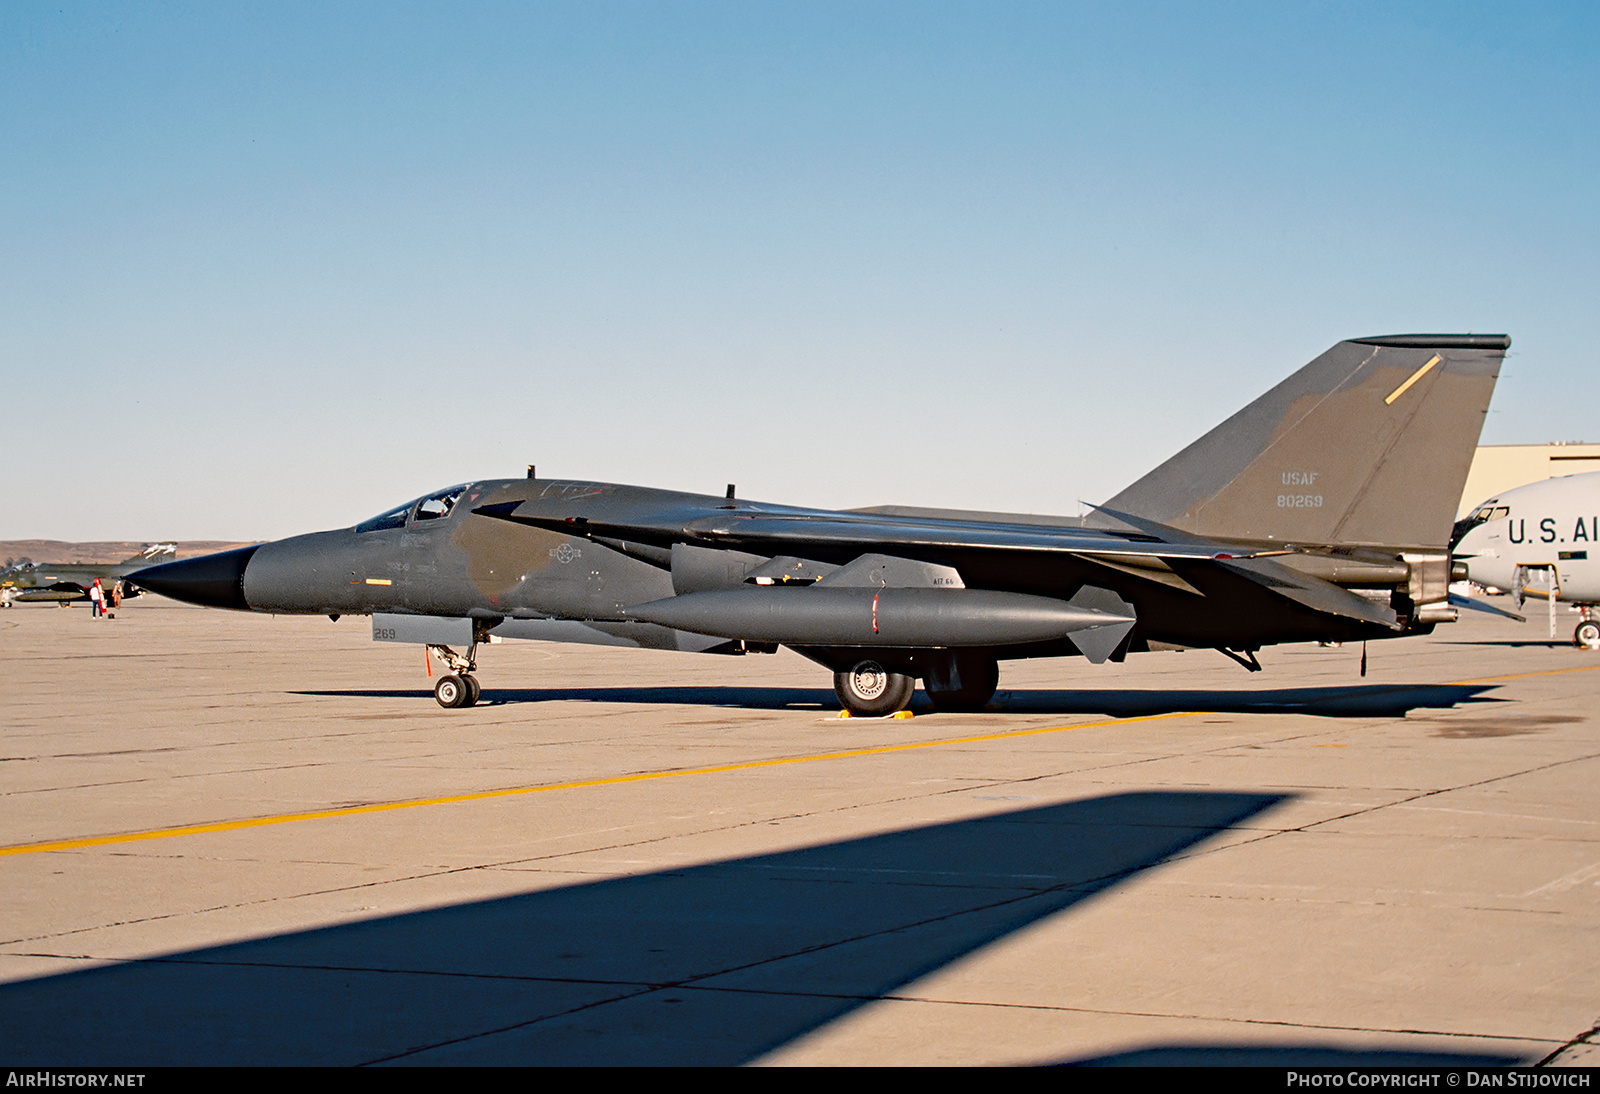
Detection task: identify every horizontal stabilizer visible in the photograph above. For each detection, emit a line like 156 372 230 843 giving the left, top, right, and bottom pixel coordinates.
1217 556 1400 630
1448 592 1525 623
1083 503 1215 544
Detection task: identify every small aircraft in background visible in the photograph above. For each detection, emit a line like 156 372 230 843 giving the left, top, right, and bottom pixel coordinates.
134 333 1509 714
1454 471 1600 648
1 544 177 608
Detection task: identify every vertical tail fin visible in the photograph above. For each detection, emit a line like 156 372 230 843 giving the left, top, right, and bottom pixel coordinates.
1104 334 1508 549
123 543 178 564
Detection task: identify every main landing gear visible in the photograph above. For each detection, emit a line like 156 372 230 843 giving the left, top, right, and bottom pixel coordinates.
834 660 915 717
922 653 999 713
832 655 1001 717
428 642 482 708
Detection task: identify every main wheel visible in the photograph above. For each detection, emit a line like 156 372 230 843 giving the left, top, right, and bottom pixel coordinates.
925 658 999 712
1575 620 1600 650
435 674 468 708
463 674 481 706
834 660 915 717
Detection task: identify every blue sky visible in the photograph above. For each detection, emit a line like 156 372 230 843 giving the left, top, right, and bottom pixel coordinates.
3 2 1596 540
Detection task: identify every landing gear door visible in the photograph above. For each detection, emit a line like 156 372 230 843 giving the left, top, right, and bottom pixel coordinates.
372 613 474 646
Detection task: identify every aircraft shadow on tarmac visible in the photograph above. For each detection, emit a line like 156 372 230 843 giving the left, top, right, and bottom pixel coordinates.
1447 639 1590 649
0 790 1339 1066
1054 1044 1525 1067
295 681 1500 719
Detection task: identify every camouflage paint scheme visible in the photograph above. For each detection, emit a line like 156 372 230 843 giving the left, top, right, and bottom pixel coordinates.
133 334 1510 714
238 481 713 652
1 545 175 607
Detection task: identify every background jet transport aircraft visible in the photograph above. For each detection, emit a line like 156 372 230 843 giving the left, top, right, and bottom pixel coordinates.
1454 470 1600 649
133 333 1508 715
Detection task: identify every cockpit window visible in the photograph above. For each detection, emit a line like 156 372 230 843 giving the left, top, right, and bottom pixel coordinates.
354 484 470 533
1452 504 1514 547
414 485 466 522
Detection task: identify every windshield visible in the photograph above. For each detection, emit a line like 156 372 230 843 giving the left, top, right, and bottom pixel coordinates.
1452 503 1512 546
354 502 412 534
1463 504 1511 529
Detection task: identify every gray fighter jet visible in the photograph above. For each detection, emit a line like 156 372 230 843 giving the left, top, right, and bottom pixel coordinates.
133 334 1507 714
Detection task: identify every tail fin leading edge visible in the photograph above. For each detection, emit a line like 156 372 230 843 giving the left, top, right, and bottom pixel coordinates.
1104 334 1508 549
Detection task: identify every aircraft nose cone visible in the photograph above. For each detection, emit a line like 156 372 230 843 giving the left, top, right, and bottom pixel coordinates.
129 546 261 610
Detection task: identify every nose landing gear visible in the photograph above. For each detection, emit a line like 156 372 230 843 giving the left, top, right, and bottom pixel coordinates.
1576 610 1600 651
428 642 482 707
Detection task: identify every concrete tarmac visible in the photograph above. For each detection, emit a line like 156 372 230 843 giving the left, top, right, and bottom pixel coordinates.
1 596 1597 1066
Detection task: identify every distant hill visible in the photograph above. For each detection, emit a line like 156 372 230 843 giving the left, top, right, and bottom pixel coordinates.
0 540 257 566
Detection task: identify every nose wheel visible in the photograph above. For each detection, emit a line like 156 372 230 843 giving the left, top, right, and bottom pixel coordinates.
1576 619 1600 650
434 673 481 708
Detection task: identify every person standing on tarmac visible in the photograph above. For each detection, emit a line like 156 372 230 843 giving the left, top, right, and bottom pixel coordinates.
89 577 104 619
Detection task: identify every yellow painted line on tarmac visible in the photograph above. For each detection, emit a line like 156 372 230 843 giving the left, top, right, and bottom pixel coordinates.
0 711 1196 859
1453 663 1600 685
7 661 1596 860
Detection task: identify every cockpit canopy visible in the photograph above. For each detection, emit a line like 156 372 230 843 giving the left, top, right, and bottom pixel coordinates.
1451 502 1512 547
355 484 469 533
1459 503 1511 533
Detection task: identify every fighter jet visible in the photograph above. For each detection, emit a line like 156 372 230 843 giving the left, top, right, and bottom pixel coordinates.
1 544 177 608
133 333 1508 714
1454 470 1600 648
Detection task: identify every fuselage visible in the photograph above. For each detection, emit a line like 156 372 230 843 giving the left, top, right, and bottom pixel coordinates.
1455 472 1600 604
134 476 1414 657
